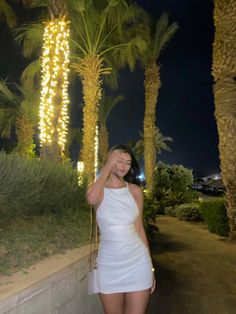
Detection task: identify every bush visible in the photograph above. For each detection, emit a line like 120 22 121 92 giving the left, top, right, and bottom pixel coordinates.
175 203 202 222
154 162 193 199
200 198 229 237
0 152 88 224
164 206 176 217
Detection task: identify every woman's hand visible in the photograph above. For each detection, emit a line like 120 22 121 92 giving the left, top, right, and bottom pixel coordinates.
150 273 156 294
104 150 121 171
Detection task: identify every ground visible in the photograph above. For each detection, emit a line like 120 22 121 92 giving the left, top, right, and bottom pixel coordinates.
148 216 236 314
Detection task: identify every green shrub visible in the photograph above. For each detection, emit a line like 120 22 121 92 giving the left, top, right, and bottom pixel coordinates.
0 152 88 224
163 190 188 207
200 198 229 237
175 203 202 221
164 206 176 217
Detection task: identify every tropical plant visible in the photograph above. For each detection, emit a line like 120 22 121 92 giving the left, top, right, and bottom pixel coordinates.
0 80 39 158
0 0 17 28
212 0 236 240
98 92 124 165
142 12 178 194
134 126 172 160
14 0 71 162
70 0 148 182
153 161 193 199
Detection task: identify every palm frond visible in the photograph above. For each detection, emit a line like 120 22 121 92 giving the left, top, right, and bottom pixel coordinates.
20 59 41 90
0 80 21 107
152 12 178 60
0 0 17 28
15 23 44 58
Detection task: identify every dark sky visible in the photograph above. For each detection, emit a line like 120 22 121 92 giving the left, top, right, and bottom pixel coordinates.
108 0 219 176
0 0 219 176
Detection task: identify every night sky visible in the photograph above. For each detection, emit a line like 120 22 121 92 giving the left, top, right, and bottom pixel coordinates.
0 0 219 176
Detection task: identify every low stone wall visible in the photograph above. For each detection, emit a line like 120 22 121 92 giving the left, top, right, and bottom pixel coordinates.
0 245 103 314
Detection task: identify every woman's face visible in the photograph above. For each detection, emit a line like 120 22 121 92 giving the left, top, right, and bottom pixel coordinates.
113 152 132 178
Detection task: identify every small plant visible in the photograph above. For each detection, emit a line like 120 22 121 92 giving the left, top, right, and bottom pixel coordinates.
175 203 202 222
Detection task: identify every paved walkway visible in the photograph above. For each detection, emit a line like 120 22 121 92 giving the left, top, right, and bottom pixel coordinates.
148 216 236 314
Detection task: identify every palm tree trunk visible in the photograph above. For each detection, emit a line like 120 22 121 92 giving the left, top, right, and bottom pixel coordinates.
213 0 236 240
144 62 161 194
99 125 109 166
74 55 102 183
16 115 35 158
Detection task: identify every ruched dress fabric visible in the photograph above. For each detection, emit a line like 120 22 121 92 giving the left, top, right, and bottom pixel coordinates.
96 184 153 294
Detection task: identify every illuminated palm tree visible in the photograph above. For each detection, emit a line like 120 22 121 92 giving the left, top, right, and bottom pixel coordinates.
98 93 124 165
15 0 70 162
142 12 178 194
134 127 173 161
0 80 39 158
212 0 236 240
71 0 147 182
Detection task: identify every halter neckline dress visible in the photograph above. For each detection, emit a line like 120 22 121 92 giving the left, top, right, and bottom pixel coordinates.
96 182 153 294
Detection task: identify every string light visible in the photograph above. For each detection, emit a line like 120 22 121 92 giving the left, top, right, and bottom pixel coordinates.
94 125 99 177
39 19 70 154
77 161 84 186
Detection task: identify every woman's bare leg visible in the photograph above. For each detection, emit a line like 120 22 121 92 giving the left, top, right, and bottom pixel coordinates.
99 293 125 314
124 289 151 314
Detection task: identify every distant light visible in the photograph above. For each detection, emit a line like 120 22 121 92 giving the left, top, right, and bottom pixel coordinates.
139 173 145 180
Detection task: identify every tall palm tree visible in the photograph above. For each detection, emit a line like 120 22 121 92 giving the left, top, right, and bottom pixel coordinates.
142 12 178 194
15 0 70 162
212 0 236 240
0 80 39 158
98 92 124 165
70 0 147 182
134 127 173 161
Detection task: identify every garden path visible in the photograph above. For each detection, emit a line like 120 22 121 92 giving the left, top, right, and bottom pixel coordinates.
148 216 236 314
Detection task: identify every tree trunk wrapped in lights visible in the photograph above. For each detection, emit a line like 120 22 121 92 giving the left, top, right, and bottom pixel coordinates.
213 0 236 240
39 0 70 162
143 62 161 194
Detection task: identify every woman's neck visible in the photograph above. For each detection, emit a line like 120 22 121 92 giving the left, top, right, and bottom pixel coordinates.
106 174 126 188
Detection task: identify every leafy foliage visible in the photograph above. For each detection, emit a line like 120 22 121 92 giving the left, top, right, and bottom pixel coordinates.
134 127 172 160
154 162 193 200
200 198 229 237
0 152 88 224
175 203 202 222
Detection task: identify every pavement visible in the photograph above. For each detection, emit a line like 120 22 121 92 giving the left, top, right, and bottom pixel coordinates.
148 216 236 314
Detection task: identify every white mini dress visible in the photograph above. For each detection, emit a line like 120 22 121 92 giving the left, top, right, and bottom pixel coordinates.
96 183 153 294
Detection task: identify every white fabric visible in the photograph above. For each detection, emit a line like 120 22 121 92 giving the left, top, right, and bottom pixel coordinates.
96 184 153 294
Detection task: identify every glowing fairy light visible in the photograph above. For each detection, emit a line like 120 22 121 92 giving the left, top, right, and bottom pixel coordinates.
77 161 84 186
39 18 70 154
94 125 99 177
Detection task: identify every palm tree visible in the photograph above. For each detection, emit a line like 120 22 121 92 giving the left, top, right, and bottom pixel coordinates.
15 0 70 163
212 0 236 241
142 12 178 194
98 92 124 165
70 0 147 182
134 127 173 161
0 80 39 158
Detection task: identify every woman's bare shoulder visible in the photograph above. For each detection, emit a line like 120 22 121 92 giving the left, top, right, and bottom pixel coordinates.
128 183 143 197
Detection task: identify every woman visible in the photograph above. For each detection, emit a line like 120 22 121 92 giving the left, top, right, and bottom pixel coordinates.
87 144 156 314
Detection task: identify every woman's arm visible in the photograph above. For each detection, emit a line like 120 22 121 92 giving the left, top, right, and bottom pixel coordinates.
86 150 120 206
131 185 151 254
131 184 157 294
